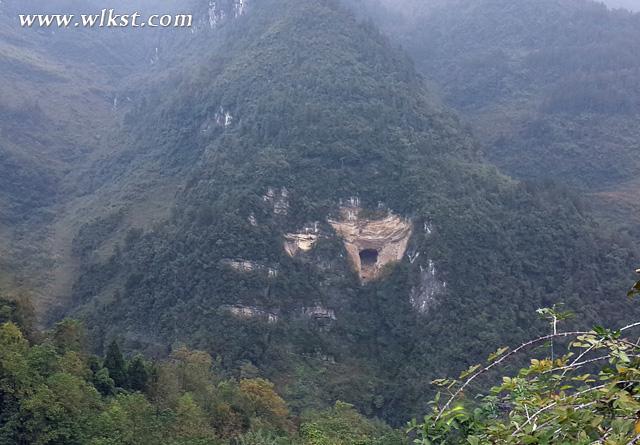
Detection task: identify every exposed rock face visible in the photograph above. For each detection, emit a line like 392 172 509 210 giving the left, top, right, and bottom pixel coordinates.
214 106 233 127
221 259 278 277
221 259 258 272
284 222 320 256
329 204 412 282
303 306 336 321
284 233 318 257
263 187 289 215
208 0 247 29
200 106 234 136
223 305 278 323
410 260 446 313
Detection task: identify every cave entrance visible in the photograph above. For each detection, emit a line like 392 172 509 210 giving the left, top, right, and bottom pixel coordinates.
359 249 379 268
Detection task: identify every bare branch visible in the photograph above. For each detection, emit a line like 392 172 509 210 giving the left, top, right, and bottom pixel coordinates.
436 330 592 421
627 433 640 445
512 380 640 437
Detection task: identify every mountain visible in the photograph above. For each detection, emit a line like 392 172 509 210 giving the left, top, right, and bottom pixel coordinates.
0 0 118 303
357 0 640 229
0 0 638 425
8 0 626 424
0 0 186 312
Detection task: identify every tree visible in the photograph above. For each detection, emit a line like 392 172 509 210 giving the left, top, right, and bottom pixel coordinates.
0 320 410 443
127 355 149 393
0 295 35 339
93 368 115 396
90 393 163 445
411 312 640 444
52 319 87 354
19 373 101 445
104 340 128 389
171 393 216 441
239 378 292 433
0 322 32 443
300 401 404 445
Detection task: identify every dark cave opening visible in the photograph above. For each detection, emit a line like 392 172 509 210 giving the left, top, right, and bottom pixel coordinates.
359 249 379 267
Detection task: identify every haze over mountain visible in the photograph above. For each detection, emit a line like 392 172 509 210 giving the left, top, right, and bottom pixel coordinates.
603 0 640 11
358 0 640 231
0 0 638 436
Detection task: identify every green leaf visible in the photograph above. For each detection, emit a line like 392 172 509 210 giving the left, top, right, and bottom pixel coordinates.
467 436 481 445
488 347 509 363
460 364 481 379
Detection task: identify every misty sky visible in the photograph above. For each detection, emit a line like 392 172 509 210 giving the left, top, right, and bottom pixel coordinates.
602 0 639 11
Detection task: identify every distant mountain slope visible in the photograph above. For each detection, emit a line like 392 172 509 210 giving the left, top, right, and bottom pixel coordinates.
0 2 118 301
0 0 189 311
357 0 640 227
46 0 638 424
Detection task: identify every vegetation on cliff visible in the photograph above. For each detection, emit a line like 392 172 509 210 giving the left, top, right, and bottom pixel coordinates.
60 0 639 424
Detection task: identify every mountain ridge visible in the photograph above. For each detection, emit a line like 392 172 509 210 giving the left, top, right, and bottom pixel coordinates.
358 0 640 230
53 0 638 423
0 0 637 425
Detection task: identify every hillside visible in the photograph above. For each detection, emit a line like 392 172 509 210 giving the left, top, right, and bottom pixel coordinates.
0 312 406 444
359 0 640 229
0 0 189 314
0 1 117 304
27 0 635 424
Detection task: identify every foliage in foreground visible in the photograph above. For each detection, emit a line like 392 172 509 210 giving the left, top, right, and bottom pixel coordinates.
5 274 640 444
413 288 640 444
0 310 402 445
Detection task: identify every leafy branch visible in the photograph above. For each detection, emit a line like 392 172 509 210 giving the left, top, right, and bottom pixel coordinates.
413 304 640 445
629 269 640 298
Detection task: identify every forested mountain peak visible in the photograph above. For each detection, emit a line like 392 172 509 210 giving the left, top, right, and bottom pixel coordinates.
43 0 636 423
0 0 638 429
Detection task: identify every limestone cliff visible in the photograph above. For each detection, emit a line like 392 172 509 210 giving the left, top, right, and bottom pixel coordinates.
410 260 446 313
284 222 320 257
221 259 278 277
329 204 412 282
223 305 278 323
284 233 318 257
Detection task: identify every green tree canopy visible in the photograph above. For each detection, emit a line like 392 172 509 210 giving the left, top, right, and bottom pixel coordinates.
104 340 128 389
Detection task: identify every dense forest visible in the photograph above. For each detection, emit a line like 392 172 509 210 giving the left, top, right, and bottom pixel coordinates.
0 296 404 444
360 0 640 227
0 0 638 437
4 281 640 443
59 0 638 424
414 280 640 444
